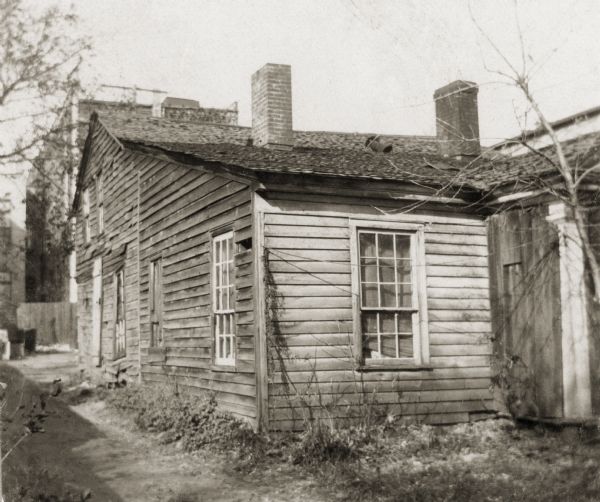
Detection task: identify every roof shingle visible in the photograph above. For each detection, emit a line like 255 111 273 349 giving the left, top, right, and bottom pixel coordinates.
94 112 600 194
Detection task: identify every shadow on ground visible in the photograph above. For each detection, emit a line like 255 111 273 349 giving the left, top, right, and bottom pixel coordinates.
0 362 125 501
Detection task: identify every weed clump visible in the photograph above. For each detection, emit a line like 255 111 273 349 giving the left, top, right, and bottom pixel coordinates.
106 384 258 453
290 423 378 466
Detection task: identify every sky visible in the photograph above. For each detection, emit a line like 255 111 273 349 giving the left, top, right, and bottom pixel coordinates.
69 0 600 146
3 0 599 229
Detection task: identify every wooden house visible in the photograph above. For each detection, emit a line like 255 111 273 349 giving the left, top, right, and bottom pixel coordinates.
73 63 599 430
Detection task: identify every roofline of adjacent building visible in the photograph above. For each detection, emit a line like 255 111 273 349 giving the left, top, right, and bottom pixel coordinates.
492 104 600 150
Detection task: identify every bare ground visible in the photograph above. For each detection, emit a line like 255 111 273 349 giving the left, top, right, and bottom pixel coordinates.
3 353 332 502
4 352 600 502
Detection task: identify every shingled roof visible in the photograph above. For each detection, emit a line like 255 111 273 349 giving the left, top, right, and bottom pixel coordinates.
98 113 441 155
472 130 600 191
91 112 600 196
96 113 485 190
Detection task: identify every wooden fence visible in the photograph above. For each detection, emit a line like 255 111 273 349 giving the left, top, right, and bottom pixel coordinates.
17 302 78 348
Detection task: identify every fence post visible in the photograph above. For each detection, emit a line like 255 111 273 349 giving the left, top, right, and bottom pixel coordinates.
0 381 7 502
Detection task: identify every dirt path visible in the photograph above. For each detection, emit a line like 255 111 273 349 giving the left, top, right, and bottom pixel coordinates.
71 400 324 502
6 353 331 502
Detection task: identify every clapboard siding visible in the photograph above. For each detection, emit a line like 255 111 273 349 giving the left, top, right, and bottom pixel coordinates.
76 125 141 378
260 195 495 429
137 157 256 422
76 120 257 423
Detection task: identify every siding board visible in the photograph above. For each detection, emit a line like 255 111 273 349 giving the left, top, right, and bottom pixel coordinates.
261 198 494 428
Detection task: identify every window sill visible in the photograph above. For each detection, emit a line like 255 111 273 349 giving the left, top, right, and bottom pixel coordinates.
356 360 433 372
210 363 237 372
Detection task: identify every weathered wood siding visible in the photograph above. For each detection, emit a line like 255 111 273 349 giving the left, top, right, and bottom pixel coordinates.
137 157 256 421
17 302 77 347
76 125 141 378
588 207 600 414
487 205 563 417
258 192 495 430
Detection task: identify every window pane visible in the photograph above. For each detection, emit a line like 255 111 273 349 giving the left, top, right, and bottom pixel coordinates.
215 264 222 287
398 283 413 307
228 286 235 310
224 336 230 359
379 312 395 334
363 333 379 359
395 235 410 259
361 312 377 334
359 232 376 257
361 283 378 307
228 260 235 286
396 260 412 284
219 335 225 359
378 258 395 283
398 312 412 333
360 258 377 282
380 283 396 307
398 336 413 358
380 335 397 358
378 234 394 257
215 241 221 263
228 237 234 262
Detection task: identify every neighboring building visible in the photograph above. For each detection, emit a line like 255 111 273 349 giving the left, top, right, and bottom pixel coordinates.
0 193 26 329
72 63 600 430
493 104 600 157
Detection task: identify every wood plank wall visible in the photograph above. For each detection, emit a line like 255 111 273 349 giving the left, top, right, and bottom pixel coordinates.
76 125 141 378
487 206 563 417
77 124 257 421
259 192 495 430
17 302 77 347
137 158 256 421
588 207 600 414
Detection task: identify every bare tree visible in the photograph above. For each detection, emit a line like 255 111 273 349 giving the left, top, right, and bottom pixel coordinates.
0 0 89 169
0 0 91 305
468 2 600 304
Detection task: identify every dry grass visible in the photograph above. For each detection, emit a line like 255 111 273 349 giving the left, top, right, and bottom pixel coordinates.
103 382 600 501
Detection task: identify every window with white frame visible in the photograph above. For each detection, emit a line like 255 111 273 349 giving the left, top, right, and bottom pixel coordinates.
213 231 235 365
82 188 90 243
352 223 429 366
96 173 104 234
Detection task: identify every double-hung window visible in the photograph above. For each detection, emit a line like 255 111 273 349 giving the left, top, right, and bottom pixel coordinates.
213 231 235 365
351 222 429 367
82 188 90 243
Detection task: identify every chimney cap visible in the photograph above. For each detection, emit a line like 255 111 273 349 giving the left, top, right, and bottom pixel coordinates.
434 80 478 99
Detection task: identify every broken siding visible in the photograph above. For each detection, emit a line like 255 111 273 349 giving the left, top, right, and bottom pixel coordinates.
137 156 256 421
76 124 141 377
258 192 494 430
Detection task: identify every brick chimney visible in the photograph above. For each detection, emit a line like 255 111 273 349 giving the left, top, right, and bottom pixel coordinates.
251 63 293 149
434 80 480 158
